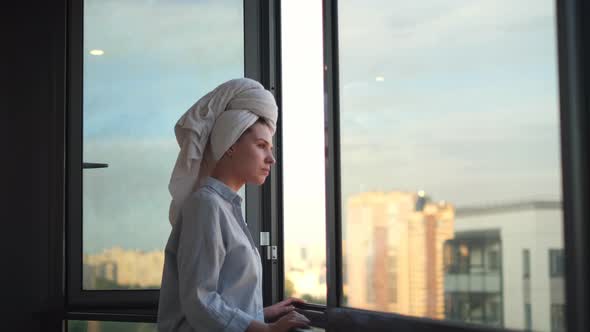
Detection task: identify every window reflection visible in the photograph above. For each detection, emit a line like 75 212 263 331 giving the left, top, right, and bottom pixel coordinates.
82 0 244 289
338 1 565 331
345 192 454 317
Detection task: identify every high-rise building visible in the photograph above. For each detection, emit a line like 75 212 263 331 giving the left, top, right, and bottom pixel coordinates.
445 201 564 332
344 191 455 318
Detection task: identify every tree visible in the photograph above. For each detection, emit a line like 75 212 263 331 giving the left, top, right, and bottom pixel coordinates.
284 279 295 298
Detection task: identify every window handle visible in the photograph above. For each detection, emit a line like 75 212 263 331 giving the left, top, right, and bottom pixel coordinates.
83 162 109 169
293 302 326 312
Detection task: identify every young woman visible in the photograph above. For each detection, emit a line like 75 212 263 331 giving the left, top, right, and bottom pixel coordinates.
158 78 310 332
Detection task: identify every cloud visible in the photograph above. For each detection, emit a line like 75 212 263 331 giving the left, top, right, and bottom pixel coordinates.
331 0 561 206
83 0 244 140
338 0 556 82
80 0 247 253
83 139 178 253
84 0 243 66
78 0 563 253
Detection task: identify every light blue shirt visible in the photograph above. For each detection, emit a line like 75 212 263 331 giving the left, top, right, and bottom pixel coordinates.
158 177 264 332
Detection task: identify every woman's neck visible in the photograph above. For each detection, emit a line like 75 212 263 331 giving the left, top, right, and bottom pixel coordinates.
210 165 244 192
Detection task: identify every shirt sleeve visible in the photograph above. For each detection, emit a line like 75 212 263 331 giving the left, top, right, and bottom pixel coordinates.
177 192 254 332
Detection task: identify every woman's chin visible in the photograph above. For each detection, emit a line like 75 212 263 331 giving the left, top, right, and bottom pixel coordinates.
254 175 267 185
246 177 266 186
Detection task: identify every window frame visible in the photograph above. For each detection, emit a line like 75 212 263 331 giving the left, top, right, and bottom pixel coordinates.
557 1 590 332
523 249 531 279
59 0 590 330
549 249 565 278
285 0 590 331
65 0 278 320
251 0 284 308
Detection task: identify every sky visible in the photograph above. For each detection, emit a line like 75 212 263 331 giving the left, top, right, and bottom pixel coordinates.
336 0 561 205
82 0 562 254
82 0 244 253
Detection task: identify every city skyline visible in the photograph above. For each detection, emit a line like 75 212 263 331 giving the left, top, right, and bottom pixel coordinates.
80 2 565 330
83 192 566 332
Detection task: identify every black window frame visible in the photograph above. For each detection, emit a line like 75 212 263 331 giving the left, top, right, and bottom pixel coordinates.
65 0 280 322
51 0 589 331
287 1 590 332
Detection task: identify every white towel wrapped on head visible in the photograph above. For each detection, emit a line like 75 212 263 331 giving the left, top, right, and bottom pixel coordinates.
168 78 278 226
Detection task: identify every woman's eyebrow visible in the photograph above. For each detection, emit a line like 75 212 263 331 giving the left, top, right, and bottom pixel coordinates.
256 138 273 148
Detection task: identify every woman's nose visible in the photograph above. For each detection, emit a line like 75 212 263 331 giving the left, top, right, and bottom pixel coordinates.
266 152 276 165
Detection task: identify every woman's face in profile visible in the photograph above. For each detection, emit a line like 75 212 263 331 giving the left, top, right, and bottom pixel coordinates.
232 122 275 185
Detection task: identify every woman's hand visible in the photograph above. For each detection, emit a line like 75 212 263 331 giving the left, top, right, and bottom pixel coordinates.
267 311 310 332
264 297 306 322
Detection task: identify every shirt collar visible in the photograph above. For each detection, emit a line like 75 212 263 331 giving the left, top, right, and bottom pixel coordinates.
204 176 243 205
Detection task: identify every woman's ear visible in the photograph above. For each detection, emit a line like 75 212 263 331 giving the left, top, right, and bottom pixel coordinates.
227 146 235 157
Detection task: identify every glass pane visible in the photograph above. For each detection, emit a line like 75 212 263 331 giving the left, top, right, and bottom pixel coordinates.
281 0 327 304
68 321 156 332
338 1 564 331
83 0 244 289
